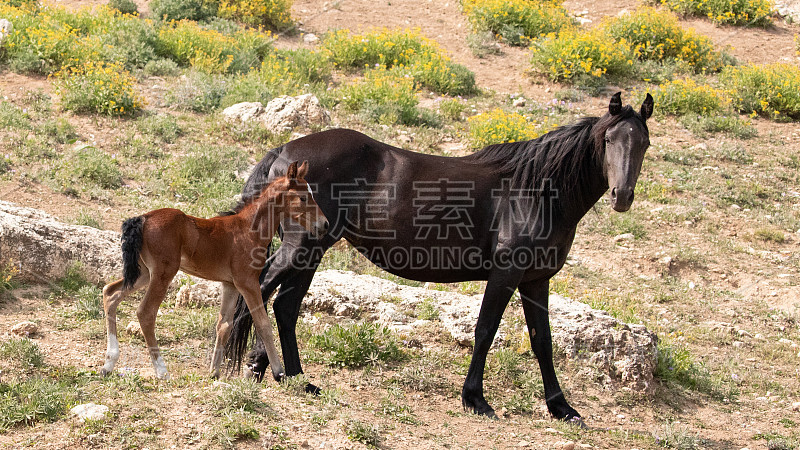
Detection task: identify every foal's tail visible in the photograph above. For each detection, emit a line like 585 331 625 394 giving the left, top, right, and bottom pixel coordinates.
121 216 145 290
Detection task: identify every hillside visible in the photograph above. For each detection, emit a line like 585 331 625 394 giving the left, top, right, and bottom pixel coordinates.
1 0 800 448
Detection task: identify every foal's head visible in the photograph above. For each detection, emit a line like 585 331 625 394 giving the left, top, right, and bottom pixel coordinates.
596 92 654 212
267 161 329 238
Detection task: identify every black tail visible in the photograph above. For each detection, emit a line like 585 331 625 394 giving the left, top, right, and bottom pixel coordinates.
224 146 285 375
121 216 145 290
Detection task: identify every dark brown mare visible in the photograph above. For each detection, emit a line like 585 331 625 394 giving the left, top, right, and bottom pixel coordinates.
226 93 653 421
100 161 329 381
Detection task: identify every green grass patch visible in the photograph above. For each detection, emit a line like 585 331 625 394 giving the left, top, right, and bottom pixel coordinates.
53 145 123 194
0 377 78 432
345 419 381 448
165 71 229 112
0 338 44 368
0 260 21 300
655 340 736 400
679 114 757 139
308 322 404 368
338 67 426 126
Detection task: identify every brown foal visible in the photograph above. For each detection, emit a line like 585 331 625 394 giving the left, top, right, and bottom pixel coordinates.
100 161 328 380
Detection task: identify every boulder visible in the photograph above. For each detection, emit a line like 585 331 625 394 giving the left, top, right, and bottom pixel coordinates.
302 270 658 390
11 321 38 336
261 94 330 132
70 403 109 422
221 95 330 133
0 19 12 45
176 280 221 308
222 102 264 123
126 320 143 338
0 201 121 284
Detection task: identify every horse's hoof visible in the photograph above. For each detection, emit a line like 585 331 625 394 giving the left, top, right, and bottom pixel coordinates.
100 368 112 377
462 396 497 418
304 383 322 396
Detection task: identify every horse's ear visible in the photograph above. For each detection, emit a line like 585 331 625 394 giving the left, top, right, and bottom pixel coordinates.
286 161 298 180
297 160 309 179
609 92 622 115
641 93 654 121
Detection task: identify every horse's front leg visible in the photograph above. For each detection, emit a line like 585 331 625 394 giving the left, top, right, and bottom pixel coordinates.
518 280 581 421
461 267 522 417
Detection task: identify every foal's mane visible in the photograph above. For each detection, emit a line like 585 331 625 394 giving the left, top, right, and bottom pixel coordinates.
464 105 644 210
219 175 288 217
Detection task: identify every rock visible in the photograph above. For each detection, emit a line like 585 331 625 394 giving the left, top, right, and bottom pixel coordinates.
304 270 657 390
222 95 330 133
126 320 143 338
613 233 635 244
70 403 109 422
0 19 12 45
560 442 576 450
176 280 221 308
512 97 526 108
0 201 121 284
222 102 264 123
11 321 37 336
303 33 319 44
261 94 330 132
791 401 800 411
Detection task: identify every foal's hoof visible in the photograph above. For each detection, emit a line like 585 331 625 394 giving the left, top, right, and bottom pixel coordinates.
99 368 112 377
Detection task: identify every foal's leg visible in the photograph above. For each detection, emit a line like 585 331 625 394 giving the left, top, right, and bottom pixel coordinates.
209 282 239 378
137 270 176 379
236 280 284 381
101 271 149 376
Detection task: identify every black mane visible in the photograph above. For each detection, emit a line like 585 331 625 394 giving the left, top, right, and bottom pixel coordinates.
219 147 285 217
463 105 642 212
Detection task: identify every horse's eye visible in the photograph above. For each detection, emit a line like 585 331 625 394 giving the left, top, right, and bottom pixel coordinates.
301 197 307 203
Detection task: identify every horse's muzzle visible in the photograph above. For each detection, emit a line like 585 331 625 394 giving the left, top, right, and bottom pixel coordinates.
610 186 634 212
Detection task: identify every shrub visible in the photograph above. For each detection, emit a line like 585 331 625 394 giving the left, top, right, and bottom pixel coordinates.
0 102 32 129
108 0 139 15
651 78 730 116
603 8 724 73
156 20 272 74
54 145 123 192
721 63 800 120
653 0 774 26
40 118 78 144
322 28 477 95
217 0 294 31
144 58 181 76
439 98 467 121
461 0 575 45
0 338 43 368
74 285 103 320
165 71 229 112
338 68 422 125
222 49 331 106
467 108 547 148
0 259 19 298
55 61 144 116
530 28 635 83
308 322 403 368
150 0 218 22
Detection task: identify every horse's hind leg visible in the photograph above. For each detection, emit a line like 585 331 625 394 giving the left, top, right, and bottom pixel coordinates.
209 282 239 378
137 269 176 379
101 271 149 376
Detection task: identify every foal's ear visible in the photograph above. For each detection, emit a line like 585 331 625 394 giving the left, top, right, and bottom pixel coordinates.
297 160 309 179
640 93 654 121
609 92 622 115
286 161 298 179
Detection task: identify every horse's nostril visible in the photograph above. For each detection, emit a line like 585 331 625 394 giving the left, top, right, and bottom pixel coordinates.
627 191 635 203
323 221 329 231
610 187 618 200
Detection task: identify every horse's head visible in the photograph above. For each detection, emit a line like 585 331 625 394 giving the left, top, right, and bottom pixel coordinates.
280 161 329 238
601 92 653 212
